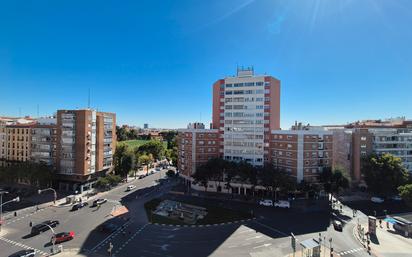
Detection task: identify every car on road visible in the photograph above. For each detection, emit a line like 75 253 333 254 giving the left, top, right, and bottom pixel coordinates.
31 220 59 235
274 200 290 209
52 231 75 244
391 195 402 201
259 199 273 207
99 222 120 233
92 198 107 207
155 167 162 171
9 249 36 257
371 197 384 203
138 175 146 179
333 220 343 231
126 185 136 191
71 202 88 211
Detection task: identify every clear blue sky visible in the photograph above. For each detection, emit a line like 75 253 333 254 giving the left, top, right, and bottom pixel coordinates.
1 0 411 129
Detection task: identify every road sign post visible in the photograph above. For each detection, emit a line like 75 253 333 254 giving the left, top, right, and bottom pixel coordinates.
291 233 296 257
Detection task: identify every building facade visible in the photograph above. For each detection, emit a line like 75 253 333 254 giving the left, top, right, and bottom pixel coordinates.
56 109 116 191
177 125 220 179
270 129 333 183
212 67 281 166
31 117 57 166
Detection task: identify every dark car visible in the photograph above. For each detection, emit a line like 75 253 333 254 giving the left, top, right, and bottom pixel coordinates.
92 198 107 207
71 202 88 211
138 175 145 179
52 231 75 244
31 220 59 235
99 223 120 233
333 220 342 231
9 249 35 257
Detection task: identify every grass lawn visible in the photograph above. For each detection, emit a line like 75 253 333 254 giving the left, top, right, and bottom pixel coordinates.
144 198 252 225
117 140 167 151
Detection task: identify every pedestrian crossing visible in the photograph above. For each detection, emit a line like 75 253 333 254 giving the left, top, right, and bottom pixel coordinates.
339 247 364 255
0 236 48 256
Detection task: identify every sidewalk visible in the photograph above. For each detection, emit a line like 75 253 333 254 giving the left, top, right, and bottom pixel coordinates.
354 220 412 257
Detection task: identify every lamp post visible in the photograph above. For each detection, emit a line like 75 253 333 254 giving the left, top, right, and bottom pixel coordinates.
0 192 20 232
43 223 56 253
38 188 57 205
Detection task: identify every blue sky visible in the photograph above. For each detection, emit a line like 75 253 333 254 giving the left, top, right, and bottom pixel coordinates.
0 0 411 129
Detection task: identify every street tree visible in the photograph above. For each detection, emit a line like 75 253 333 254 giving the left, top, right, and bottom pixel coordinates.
398 184 412 206
362 153 409 196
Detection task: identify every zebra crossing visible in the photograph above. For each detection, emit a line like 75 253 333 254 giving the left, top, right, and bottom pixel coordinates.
339 247 364 256
0 236 48 256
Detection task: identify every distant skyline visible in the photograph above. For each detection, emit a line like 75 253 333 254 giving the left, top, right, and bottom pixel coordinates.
1 0 411 129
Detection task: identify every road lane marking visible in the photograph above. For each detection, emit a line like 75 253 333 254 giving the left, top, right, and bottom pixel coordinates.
89 219 133 252
0 236 48 256
253 243 272 249
112 223 149 257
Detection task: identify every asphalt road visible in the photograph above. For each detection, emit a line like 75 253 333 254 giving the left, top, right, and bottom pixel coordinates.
1 171 372 257
0 168 169 257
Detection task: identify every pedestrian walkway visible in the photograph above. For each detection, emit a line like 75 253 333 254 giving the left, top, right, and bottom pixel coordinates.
0 236 48 256
338 247 364 256
355 220 412 256
5 207 46 225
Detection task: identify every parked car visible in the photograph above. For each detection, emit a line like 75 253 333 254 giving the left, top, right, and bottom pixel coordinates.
138 175 146 179
274 200 290 209
333 220 342 231
92 199 107 207
71 202 88 211
371 197 384 203
126 185 136 191
9 250 35 257
391 195 402 201
31 220 59 235
52 231 75 244
259 199 273 207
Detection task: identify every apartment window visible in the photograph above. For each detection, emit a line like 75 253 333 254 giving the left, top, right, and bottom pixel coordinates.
361 136 367 141
225 84 232 88
361 144 367 149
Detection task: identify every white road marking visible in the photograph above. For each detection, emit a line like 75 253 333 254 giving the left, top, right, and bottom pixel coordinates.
0 236 48 256
253 243 272 249
246 235 263 241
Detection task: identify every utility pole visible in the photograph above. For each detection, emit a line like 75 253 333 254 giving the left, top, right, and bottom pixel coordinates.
0 192 20 232
291 233 296 257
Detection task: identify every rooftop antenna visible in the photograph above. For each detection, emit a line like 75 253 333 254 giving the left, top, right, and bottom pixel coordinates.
87 88 91 109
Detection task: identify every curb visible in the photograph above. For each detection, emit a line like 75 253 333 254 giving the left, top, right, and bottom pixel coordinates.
150 217 257 228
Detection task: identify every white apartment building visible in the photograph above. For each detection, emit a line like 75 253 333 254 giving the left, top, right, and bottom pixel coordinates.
212 67 281 166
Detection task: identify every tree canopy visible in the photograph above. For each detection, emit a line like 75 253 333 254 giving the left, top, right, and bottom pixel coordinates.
398 184 412 206
0 161 54 188
319 167 350 195
362 153 410 196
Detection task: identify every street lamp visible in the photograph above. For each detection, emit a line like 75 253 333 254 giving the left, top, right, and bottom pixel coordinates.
43 223 57 253
0 192 20 232
38 188 57 205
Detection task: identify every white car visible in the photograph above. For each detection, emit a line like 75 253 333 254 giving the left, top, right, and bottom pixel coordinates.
391 195 402 201
371 197 384 203
274 200 290 209
126 185 136 191
259 199 273 207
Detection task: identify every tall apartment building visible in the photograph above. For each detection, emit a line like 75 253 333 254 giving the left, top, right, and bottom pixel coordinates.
56 109 116 191
30 117 57 166
270 129 333 183
212 67 280 166
177 123 220 179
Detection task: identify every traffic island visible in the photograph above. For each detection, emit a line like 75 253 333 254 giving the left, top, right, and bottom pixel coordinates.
144 198 253 226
